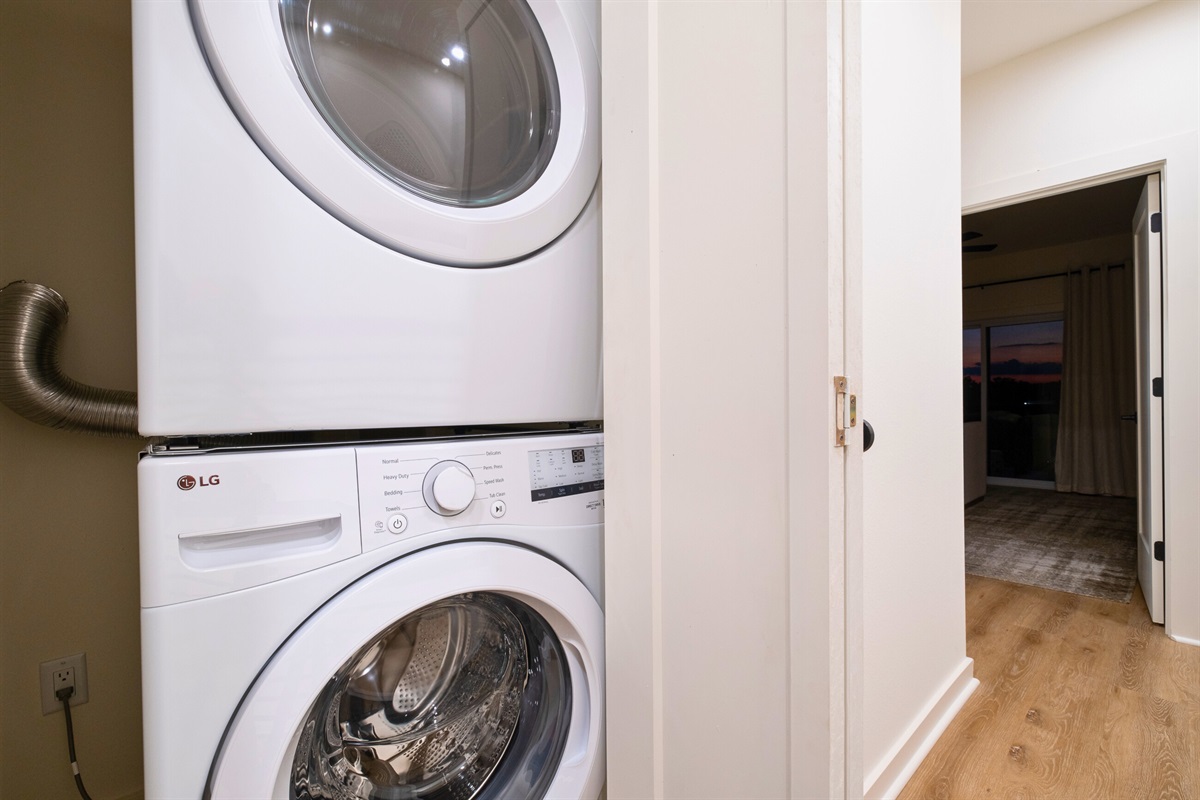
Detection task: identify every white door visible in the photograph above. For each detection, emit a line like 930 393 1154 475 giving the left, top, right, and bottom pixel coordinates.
1133 173 1165 623
207 543 605 799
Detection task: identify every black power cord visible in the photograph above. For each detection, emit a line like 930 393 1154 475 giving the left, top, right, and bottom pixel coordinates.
55 686 95 800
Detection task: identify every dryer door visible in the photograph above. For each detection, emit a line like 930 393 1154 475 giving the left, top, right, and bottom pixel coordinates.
190 0 599 267
205 543 604 800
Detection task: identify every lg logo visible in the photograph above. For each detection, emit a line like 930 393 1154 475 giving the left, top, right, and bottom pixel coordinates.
177 475 220 491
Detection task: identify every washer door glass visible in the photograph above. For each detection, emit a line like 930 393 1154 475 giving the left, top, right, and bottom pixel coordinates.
291 592 571 800
280 0 560 208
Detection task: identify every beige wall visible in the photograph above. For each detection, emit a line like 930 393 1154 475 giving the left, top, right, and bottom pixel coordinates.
964 0 1199 643
962 233 1132 322
0 2 144 798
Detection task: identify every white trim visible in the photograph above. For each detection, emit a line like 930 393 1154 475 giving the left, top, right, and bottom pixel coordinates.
863 658 979 800
841 0 865 791
1168 634 1200 648
964 158 1165 214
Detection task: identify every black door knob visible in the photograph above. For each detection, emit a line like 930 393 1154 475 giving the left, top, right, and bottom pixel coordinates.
863 420 875 452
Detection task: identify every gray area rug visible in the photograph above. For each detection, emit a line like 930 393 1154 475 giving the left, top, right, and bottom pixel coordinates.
964 486 1138 603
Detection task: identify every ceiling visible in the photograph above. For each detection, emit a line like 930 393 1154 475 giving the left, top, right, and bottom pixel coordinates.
961 0 1159 75
962 176 1146 262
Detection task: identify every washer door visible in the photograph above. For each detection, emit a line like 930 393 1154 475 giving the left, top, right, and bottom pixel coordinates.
205 543 604 800
190 0 599 267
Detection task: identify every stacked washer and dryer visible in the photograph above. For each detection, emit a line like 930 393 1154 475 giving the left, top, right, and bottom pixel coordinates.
132 0 604 797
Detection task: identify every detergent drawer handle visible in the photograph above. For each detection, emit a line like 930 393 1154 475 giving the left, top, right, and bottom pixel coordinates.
178 516 343 568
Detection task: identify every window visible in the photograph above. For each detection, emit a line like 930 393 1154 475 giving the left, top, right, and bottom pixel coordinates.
986 320 1063 482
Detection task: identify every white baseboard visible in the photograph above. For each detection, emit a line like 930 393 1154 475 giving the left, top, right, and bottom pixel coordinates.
1168 633 1200 647
864 657 979 800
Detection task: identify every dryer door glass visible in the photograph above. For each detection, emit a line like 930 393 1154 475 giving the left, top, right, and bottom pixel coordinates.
280 0 561 209
290 592 571 800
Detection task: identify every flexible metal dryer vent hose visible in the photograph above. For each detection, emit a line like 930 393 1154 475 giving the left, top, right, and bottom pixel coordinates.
0 281 139 438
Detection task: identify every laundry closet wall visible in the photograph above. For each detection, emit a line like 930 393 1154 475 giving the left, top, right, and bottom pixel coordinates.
0 2 144 798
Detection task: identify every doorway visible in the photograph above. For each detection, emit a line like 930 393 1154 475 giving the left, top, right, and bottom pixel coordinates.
960 174 1164 618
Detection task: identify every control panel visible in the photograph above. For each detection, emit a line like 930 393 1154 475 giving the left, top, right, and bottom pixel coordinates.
529 444 605 501
356 432 604 553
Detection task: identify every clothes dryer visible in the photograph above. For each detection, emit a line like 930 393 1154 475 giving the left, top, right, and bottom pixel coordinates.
133 0 601 436
139 431 605 798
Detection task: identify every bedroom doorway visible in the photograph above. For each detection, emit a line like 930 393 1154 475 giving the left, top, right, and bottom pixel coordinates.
959 174 1165 619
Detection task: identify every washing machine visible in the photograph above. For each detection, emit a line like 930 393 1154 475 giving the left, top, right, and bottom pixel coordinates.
139 431 605 798
133 0 601 437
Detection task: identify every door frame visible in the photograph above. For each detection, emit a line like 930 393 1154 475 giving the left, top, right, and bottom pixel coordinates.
963 132 1199 644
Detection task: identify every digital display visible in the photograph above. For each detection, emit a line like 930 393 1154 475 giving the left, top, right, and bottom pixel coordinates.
529 445 604 501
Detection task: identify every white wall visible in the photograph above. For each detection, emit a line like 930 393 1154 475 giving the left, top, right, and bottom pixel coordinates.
602 1 856 796
963 0 1200 644
860 2 978 797
0 2 144 798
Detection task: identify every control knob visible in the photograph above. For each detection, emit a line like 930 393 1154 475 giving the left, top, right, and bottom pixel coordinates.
423 461 476 516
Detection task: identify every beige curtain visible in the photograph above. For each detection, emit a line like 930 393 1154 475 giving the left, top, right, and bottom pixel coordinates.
1055 263 1137 496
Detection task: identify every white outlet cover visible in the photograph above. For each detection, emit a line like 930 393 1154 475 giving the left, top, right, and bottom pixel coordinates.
39 652 88 715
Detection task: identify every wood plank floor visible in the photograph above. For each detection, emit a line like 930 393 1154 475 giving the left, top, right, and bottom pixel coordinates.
898 575 1200 800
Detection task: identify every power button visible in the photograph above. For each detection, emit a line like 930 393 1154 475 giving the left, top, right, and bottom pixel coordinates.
387 514 408 534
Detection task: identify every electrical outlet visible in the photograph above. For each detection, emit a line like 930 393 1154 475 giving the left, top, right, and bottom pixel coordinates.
53 665 75 694
39 653 88 715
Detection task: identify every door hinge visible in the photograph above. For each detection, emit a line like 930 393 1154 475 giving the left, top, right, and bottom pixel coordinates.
1152 377 1163 397
1154 541 1165 562
834 376 856 447
1150 212 1162 234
